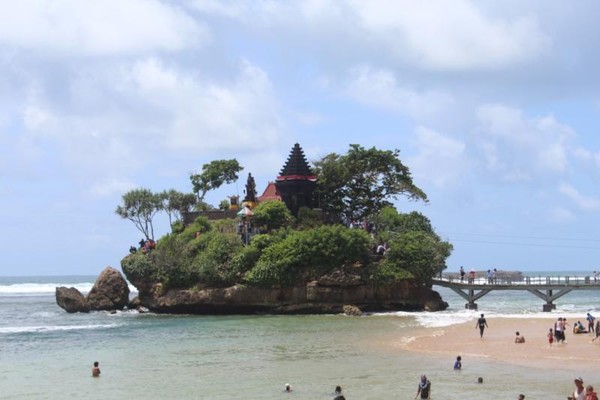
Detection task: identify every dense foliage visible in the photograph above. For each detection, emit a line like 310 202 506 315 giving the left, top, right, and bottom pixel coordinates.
252 201 293 232
119 147 452 290
121 205 452 290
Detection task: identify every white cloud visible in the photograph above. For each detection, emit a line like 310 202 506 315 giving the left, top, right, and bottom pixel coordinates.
559 183 600 212
125 58 282 152
351 0 549 70
11 57 282 194
344 66 454 120
475 104 575 181
407 126 466 189
192 0 549 71
0 0 208 56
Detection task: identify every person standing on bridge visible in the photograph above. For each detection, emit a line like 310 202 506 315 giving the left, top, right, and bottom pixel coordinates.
476 314 488 338
460 266 465 282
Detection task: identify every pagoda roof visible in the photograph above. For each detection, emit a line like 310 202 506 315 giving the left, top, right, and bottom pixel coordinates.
277 143 316 180
257 182 281 202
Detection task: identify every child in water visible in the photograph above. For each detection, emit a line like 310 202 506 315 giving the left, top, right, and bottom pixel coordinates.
453 355 462 370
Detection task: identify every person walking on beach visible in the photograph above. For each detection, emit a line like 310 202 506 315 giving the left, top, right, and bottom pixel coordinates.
555 318 564 343
548 328 554 347
453 355 462 370
92 361 101 377
476 314 488 338
563 318 571 343
570 377 586 400
587 313 595 334
415 374 431 399
593 321 600 342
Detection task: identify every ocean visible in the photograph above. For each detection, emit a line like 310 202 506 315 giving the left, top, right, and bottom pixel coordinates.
1 272 599 399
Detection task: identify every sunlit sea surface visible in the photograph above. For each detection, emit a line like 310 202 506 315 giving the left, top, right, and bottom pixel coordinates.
1 272 598 399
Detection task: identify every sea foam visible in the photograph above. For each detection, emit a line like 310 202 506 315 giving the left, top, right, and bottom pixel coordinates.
0 323 120 334
0 282 137 296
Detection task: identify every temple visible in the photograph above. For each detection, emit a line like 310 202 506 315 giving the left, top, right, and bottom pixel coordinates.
274 143 317 216
183 143 317 225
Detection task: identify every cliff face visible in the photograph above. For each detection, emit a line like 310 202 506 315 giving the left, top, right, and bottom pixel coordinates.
130 270 448 314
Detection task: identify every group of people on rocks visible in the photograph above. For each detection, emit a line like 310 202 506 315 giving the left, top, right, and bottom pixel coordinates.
129 238 156 255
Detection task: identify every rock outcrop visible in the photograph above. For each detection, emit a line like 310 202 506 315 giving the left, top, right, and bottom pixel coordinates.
56 267 130 313
343 305 363 316
129 270 448 315
87 267 130 311
55 286 90 313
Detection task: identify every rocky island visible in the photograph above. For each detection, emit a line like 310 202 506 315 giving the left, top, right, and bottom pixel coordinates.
57 144 451 315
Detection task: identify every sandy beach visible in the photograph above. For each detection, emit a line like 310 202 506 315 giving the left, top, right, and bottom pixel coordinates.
399 316 600 371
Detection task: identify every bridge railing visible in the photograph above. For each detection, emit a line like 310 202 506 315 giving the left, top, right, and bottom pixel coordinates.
437 275 599 286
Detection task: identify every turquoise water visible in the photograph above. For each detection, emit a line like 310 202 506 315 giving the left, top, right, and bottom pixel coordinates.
0 274 596 399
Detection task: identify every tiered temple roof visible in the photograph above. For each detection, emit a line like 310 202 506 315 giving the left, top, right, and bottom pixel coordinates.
277 143 316 181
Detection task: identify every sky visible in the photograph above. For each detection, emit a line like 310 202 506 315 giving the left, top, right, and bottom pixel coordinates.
2 1 600 276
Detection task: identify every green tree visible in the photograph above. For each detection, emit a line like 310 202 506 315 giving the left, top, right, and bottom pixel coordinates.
252 201 293 232
373 207 435 242
384 231 452 286
115 188 163 240
190 159 243 202
218 199 230 210
313 145 427 223
159 189 197 226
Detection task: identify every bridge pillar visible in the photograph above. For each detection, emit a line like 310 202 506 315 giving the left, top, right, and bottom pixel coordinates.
543 303 556 312
465 302 478 310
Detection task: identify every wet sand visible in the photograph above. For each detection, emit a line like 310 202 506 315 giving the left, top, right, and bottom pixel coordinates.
398 317 600 371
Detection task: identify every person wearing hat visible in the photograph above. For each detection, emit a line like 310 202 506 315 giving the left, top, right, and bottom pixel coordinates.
284 383 292 393
415 374 431 399
570 377 585 400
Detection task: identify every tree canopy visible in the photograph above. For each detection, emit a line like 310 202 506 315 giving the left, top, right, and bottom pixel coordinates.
115 188 162 240
313 144 427 223
159 189 197 226
190 159 243 202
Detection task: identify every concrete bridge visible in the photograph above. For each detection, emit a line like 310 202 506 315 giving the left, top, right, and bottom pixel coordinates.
432 274 600 311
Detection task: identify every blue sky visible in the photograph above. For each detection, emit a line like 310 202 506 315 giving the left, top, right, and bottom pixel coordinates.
2 0 600 276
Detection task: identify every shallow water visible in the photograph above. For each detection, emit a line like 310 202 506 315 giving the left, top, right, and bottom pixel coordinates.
0 275 594 399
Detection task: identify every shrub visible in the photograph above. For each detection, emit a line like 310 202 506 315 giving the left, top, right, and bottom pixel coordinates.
121 252 156 283
189 232 244 287
171 220 185 234
245 225 372 287
368 260 413 284
252 201 293 231
295 206 323 229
